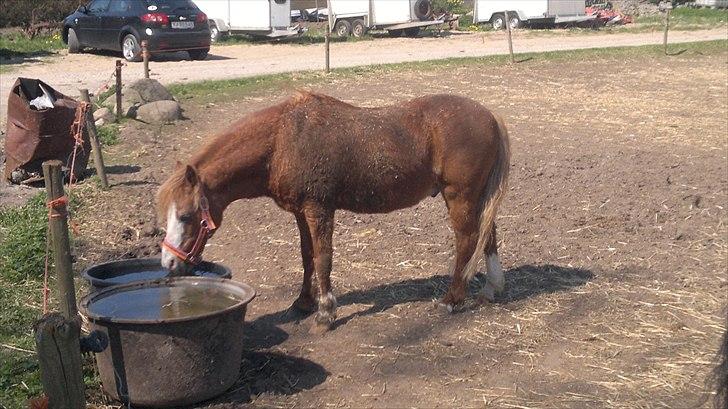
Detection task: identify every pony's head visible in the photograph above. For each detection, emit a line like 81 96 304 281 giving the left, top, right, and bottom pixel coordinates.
157 163 217 273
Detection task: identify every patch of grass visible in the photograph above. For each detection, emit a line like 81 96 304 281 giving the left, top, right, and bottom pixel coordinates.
169 39 728 101
0 194 49 282
0 194 47 407
637 7 728 27
0 32 64 58
97 123 121 146
0 192 97 407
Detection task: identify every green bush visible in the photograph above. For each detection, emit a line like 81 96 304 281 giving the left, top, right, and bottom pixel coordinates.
432 0 468 15
0 0 85 28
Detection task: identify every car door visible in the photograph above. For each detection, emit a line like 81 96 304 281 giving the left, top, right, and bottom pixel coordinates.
77 0 111 48
104 0 136 49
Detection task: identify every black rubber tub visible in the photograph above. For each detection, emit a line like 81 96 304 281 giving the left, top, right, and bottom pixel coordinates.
79 276 255 407
81 257 231 291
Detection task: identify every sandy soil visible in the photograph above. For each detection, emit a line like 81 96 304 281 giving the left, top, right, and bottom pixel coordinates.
0 27 725 128
40 46 728 408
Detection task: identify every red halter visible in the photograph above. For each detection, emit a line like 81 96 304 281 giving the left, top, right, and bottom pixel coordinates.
161 194 217 265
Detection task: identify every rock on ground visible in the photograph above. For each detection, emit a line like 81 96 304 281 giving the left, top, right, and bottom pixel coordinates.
135 100 181 123
111 78 175 118
93 107 114 124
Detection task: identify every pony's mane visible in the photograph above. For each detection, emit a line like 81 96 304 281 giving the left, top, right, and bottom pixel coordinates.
156 166 198 222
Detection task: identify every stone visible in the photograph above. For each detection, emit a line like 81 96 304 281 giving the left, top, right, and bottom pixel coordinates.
110 78 175 118
93 107 114 123
136 100 181 123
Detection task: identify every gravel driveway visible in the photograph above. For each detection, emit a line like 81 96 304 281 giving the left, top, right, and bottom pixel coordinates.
0 28 725 120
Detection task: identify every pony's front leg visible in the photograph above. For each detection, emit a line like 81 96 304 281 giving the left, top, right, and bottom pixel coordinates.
303 205 336 333
291 213 316 313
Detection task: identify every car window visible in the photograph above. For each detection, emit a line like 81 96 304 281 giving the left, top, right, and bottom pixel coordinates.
109 0 134 13
145 0 197 12
88 0 111 13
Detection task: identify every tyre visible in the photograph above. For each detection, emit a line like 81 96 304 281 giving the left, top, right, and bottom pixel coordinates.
491 13 505 30
404 27 421 37
508 13 522 29
121 33 142 62
188 48 209 60
333 19 352 37
413 0 433 21
67 27 81 53
388 29 404 37
351 19 366 38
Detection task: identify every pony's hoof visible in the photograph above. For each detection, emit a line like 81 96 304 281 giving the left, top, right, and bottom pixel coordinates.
309 319 332 334
477 284 497 304
431 299 456 314
291 295 316 313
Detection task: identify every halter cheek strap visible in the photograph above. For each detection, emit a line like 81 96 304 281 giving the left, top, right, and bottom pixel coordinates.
162 195 217 265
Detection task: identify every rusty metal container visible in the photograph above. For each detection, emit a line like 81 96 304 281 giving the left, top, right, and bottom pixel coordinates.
4 78 90 183
78 276 255 407
81 257 232 292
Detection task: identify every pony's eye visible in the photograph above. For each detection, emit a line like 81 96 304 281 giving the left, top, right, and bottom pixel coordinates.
179 213 194 223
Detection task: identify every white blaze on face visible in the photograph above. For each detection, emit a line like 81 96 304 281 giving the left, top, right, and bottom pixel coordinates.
161 203 184 270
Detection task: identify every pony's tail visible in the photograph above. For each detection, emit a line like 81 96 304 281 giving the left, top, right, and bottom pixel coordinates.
462 112 511 282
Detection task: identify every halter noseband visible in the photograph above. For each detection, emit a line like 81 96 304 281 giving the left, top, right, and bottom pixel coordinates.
162 194 217 265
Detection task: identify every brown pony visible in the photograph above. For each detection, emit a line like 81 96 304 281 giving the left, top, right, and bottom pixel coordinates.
157 91 510 332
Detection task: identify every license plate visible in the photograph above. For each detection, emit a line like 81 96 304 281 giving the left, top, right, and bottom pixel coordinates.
171 21 194 29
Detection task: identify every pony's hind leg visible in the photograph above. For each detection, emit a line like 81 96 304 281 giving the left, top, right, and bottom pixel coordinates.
303 205 337 333
291 213 316 313
479 224 504 303
440 189 480 311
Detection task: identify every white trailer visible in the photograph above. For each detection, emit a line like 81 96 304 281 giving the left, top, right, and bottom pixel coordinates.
194 0 304 41
474 0 594 30
328 0 444 37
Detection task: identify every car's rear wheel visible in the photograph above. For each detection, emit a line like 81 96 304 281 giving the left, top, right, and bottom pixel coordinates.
122 33 142 62
67 28 81 53
188 48 209 60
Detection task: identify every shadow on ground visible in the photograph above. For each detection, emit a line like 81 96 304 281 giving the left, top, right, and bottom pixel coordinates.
201 351 328 407
253 264 595 333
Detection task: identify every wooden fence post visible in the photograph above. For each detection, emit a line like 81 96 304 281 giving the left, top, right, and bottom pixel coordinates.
79 89 109 189
115 60 123 120
324 24 331 73
42 160 78 320
34 313 85 409
142 40 150 79
504 10 515 64
663 6 671 55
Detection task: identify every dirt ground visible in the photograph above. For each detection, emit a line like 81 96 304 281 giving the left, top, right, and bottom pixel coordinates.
0 27 726 130
6 46 728 407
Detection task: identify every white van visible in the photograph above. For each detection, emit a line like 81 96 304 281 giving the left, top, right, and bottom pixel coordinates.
195 0 304 40
474 0 594 30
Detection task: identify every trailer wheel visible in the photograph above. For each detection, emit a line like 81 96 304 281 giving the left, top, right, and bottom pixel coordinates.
413 0 433 21
334 19 352 37
351 19 367 38
491 13 505 30
509 13 522 29
210 22 223 42
404 27 421 37
388 29 404 37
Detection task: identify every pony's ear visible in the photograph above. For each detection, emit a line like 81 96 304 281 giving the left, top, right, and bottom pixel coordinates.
184 165 198 186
